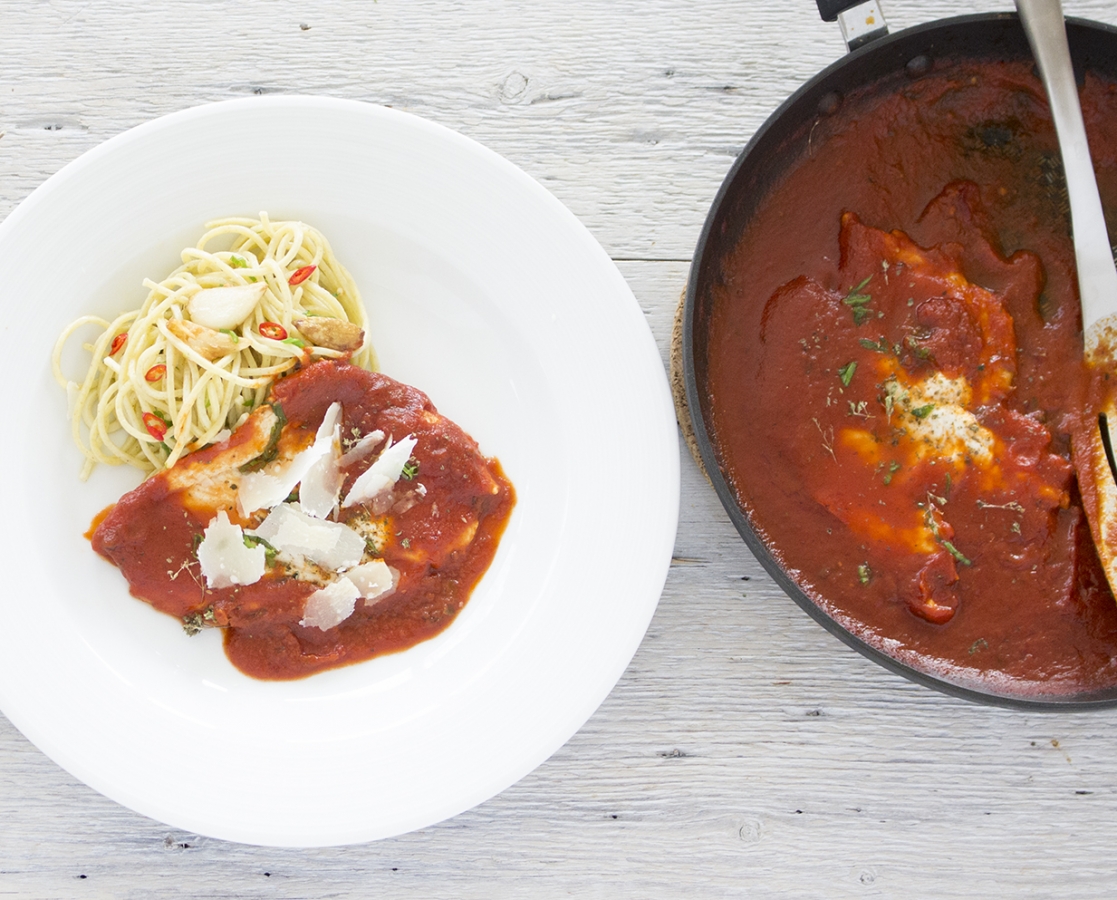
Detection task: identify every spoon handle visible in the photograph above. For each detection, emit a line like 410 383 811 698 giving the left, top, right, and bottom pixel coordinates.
1016 0 1117 336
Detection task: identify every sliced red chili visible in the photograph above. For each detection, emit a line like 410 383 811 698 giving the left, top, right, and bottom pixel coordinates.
258 321 288 340
109 332 128 356
142 412 168 441
289 264 316 286
144 364 167 383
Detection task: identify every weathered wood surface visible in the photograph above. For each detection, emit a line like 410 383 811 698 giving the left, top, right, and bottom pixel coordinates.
3 1 1117 896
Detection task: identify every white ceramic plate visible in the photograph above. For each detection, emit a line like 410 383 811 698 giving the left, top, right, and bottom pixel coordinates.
0 97 679 846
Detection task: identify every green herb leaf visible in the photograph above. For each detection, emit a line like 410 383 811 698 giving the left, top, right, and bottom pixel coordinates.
941 539 972 566
843 276 872 304
282 337 307 348
852 306 874 326
402 458 420 480
219 328 240 343
229 255 248 269
238 402 287 473
243 533 278 564
912 404 935 419
858 563 872 584
838 361 857 386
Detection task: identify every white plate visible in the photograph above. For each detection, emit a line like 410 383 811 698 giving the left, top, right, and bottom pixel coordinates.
0 97 679 846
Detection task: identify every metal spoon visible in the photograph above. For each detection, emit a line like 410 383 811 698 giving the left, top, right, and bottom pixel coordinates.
1015 0 1117 587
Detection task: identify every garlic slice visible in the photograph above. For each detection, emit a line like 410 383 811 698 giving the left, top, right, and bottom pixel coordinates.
187 282 267 330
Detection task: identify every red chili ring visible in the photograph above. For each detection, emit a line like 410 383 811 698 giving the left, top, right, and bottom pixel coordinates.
109 332 128 355
142 412 168 441
258 321 288 340
289 264 316 286
144 364 167 383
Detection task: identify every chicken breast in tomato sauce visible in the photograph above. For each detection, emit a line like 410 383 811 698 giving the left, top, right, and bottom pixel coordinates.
92 360 515 680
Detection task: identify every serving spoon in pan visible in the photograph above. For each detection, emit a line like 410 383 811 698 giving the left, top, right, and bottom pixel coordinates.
1015 0 1117 589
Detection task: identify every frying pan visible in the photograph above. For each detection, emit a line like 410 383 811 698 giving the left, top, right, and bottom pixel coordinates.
682 6 1117 709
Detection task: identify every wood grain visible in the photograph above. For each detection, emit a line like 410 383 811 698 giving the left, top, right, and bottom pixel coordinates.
3 1 1117 896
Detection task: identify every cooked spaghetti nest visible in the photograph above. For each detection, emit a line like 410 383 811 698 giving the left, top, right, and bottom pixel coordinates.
53 214 377 479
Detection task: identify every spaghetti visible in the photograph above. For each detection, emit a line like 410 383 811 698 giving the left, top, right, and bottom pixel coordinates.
53 214 376 478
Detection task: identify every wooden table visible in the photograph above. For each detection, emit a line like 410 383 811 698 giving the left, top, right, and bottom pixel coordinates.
3 1 1117 895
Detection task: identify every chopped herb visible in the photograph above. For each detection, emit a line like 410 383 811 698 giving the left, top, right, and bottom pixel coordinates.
243 533 278 564
229 255 248 269
282 337 307 348
401 458 420 480
883 460 901 485
838 361 857 386
969 638 988 655
911 404 935 419
844 276 872 304
365 537 381 557
976 499 1025 513
182 613 204 636
941 539 972 566
843 276 874 326
219 328 240 343
905 336 932 359
859 336 891 353
858 563 872 584
400 537 411 549
238 402 287 473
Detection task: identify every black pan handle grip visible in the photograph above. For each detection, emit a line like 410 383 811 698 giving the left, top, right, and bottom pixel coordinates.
816 0 863 22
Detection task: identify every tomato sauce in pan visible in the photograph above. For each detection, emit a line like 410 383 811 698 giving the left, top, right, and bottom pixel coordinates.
707 58 1117 696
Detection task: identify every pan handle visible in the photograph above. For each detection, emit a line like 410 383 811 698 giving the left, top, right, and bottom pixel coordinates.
816 0 889 51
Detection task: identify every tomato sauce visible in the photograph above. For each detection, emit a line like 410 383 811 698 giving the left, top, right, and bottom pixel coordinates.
707 58 1117 696
92 361 515 680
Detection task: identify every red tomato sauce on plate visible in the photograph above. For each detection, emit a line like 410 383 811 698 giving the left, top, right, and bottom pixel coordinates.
92 360 515 680
706 58 1117 696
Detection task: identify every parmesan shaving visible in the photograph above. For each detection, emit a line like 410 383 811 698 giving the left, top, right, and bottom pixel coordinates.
196 510 266 589
238 401 343 514
251 502 365 571
346 559 398 602
300 578 361 630
342 434 418 508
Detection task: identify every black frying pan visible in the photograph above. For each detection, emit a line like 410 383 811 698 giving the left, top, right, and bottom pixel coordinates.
682 6 1117 709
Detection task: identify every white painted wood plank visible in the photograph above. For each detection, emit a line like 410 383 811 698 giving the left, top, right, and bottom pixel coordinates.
3 1 1117 897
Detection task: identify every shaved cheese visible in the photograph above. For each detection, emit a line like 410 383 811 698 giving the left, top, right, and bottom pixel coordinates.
342 434 418 508
339 429 385 468
299 561 398 630
196 511 266 589
238 402 343 515
300 578 361 630
300 415 344 519
345 559 398 602
251 502 365 570
187 282 267 330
